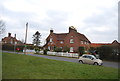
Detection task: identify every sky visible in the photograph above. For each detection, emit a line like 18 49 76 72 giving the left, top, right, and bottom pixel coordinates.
0 0 119 45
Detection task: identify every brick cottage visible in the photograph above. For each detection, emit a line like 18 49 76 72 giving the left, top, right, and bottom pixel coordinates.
2 33 24 45
43 26 91 52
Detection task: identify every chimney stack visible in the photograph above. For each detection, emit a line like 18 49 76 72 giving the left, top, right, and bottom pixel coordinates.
8 33 11 37
50 28 53 33
14 34 16 39
69 26 77 32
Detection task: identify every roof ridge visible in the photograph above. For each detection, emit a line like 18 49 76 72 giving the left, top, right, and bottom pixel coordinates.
54 33 68 35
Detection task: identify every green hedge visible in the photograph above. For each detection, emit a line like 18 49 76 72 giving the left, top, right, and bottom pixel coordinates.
2 44 24 52
97 46 119 61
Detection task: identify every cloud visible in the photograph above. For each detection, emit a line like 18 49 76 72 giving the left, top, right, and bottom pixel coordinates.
0 0 119 45
82 6 118 43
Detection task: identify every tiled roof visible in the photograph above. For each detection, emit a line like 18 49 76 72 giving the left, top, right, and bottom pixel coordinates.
2 37 17 42
52 32 90 42
54 33 68 40
2 35 23 45
91 43 111 45
77 33 91 43
90 43 111 47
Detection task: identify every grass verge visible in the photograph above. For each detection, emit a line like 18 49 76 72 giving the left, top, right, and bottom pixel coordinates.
2 52 118 79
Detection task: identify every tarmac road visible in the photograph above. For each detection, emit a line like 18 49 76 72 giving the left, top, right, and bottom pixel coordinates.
2 51 119 68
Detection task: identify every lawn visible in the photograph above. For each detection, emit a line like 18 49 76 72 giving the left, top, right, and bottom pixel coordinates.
2 52 118 79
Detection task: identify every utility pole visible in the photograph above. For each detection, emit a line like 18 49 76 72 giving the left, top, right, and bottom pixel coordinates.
14 34 16 53
24 22 28 54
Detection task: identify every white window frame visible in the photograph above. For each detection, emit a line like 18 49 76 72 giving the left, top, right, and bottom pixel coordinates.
11 39 13 44
81 41 83 44
15 41 17 44
60 41 63 44
50 38 52 42
70 47 74 52
70 39 74 43
48 46 50 50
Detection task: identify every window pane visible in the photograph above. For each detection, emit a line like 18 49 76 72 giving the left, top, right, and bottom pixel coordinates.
50 38 52 42
81 41 83 44
70 39 74 43
70 47 74 52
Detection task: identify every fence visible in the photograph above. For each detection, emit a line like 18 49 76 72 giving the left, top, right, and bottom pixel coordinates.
23 49 35 54
23 50 79 58
46 51 79 58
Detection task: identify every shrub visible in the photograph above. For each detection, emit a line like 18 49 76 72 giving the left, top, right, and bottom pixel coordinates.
34 47 40 54
96 46 117 61
89 47 96 53
2 44 24 52
78 47 85 56
63 46 70 52
43 49 48 55
54 47 62 52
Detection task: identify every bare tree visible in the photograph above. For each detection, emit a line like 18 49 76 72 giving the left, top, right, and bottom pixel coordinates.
0 20 5 35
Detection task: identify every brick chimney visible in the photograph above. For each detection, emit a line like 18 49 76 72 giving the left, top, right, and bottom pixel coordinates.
14 34 16 39
8 33 11 37
50 28 53 33
69 26 77 33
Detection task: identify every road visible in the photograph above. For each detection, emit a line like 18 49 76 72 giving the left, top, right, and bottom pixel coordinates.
2 51 119 68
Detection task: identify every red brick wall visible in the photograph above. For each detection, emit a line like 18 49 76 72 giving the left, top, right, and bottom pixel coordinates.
64 31 81 52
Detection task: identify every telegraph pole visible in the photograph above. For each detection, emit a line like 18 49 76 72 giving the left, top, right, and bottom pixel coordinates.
24 22 28 54
14 34 16 53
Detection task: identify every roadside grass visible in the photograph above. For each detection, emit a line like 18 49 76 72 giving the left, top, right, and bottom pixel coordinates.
2 52 118 79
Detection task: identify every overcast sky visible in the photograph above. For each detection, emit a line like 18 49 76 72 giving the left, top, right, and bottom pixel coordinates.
0 0 119 45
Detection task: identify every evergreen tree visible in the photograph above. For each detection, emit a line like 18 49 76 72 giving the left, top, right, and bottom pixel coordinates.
32 31 41 47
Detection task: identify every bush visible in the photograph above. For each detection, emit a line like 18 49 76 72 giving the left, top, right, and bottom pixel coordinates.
2 44 24 52
63 46 70 52
78 47 85 56
96 46 119 61
34 47 40 54
54 47 62 52
27 45 34 50
43 49 48 55
89 47 96 53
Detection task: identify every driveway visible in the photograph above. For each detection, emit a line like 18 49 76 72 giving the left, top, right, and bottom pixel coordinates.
3 51 119 68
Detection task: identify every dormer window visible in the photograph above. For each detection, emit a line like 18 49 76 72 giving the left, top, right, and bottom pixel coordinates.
70 39 74 43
